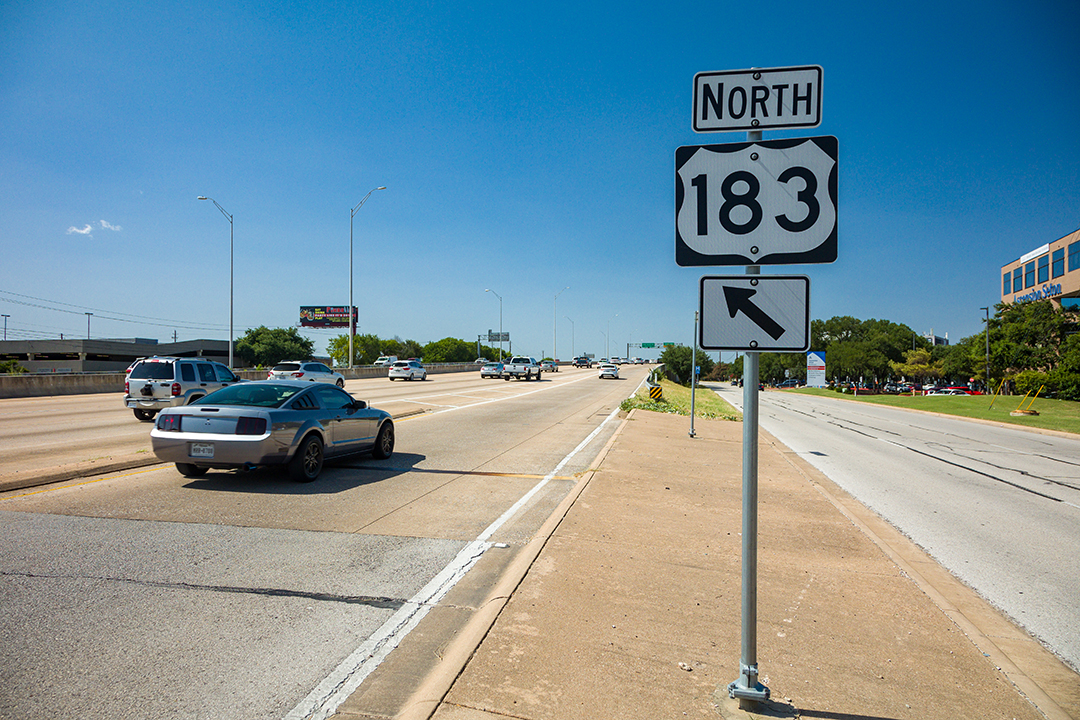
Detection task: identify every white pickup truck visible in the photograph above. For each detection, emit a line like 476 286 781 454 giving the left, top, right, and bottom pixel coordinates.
502 356 541 381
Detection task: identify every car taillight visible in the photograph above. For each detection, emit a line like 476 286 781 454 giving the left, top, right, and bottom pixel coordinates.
158 414 182 432
235 417 267 435
291 372 304 378
125 380 129 394
171 383 181 396
267 371 273 378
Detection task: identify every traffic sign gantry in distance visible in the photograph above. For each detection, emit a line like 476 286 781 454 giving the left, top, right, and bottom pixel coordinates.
699 275 810 352
693 66 822 133
675 136 838 267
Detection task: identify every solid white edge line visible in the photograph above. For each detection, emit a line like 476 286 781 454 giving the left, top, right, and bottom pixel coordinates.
284 382 628 720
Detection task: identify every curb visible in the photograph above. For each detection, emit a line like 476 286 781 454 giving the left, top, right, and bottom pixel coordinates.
394 409 635 720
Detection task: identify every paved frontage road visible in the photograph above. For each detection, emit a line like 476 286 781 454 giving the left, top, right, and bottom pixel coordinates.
712 383 1080 674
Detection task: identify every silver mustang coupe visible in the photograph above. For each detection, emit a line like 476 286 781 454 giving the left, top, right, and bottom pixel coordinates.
150 380 394 482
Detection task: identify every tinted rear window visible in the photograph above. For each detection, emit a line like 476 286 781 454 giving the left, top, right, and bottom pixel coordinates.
129 362 175 380
191 383 300 408
273 363 301 371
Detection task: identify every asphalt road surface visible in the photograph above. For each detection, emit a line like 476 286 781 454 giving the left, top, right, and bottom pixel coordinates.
712 383 1080 675
0 366 648 720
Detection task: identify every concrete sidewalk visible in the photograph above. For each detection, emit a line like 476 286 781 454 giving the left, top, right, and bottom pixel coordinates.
386 409 1079 720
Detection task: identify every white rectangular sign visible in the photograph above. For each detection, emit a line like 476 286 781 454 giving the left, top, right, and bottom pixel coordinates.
806 350 827 387
699 275 810 352
694 66 822 132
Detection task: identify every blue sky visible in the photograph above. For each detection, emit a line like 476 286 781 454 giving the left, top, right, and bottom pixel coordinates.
2 0 1078 362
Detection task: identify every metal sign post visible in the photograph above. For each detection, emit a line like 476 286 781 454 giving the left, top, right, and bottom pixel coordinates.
690 311 698 438
680 68 835 712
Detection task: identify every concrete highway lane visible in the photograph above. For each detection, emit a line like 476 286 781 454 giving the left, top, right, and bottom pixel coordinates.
712 383 1080 675
0 365 650 720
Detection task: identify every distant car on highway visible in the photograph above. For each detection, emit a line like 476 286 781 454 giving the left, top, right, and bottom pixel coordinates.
573 357 592 368
480 362 503 379
541 361 558 373
777 379 801 388
598 363 619 380
267 361 344 387
150 380 394 482
388 360 427 381
373 356 397 367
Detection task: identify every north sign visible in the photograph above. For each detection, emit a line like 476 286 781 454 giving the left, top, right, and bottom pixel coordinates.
676 136 838 267
699 275 810 352
693 66 822 132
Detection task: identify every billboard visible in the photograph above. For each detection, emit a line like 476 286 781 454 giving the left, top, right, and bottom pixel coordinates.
299 306 357 328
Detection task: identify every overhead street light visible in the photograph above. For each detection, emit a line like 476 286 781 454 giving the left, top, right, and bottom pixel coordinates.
349 186 387 369
485 289 503 361
553 286 569 362
198 196 234 367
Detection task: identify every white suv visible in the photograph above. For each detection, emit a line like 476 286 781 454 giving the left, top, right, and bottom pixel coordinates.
124 356 241 422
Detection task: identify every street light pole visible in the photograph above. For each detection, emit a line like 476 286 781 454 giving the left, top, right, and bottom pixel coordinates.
485 289 503 361
85 312 92 339
606 313 618 359
553 286 569 362
2 314 9 341
349 186 387 369
564 316 574 358
198 196 234 367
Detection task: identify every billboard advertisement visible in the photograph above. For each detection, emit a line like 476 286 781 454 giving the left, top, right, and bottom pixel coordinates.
299 306 357 328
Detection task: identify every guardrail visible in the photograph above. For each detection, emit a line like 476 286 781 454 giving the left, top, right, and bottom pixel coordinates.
0 363 483 399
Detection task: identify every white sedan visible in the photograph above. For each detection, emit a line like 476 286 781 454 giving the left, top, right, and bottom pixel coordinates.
597 363 619 379
267 361 345 387
388 360 427 381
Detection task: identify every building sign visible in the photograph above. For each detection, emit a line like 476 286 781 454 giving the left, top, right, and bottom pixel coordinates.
299 306 357 328
1014 283 1063 304
806 350 826 388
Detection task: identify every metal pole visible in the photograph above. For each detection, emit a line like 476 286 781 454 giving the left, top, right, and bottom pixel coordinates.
689 310 697 438
981 307 990 391
728 264 769 709
2 314 9 341
198 197 234 367
554 287 568 362
85 312 92 339
728 128 771 710
350 187 386 370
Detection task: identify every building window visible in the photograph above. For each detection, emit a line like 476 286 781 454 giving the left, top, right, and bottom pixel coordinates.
1013 268 1023 292
1025 261 1035 288
1003 272 1011 295
1053 248 1065 278
1070 241 1080 272
1037 254 1049 283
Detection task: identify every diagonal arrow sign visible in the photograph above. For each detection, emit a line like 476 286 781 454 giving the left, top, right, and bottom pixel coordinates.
722 286 786 340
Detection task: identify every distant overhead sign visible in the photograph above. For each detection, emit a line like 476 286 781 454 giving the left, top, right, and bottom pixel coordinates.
699 275 810 352
693 66 822 132
676 136 838 267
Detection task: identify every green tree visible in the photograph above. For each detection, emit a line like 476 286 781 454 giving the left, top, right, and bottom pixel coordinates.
328 333 383 366
0 359 27 374
234 326 314 368
658 344 714 385
422 337 475 363
889 348 944 386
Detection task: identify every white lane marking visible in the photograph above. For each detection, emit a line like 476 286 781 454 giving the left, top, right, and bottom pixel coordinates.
283 403 624 720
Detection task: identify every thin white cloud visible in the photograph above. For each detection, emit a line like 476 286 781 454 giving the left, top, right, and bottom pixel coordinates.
67 224 93 235
100 220 122 231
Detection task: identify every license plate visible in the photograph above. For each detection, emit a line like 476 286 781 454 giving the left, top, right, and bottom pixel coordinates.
189 442 214 459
